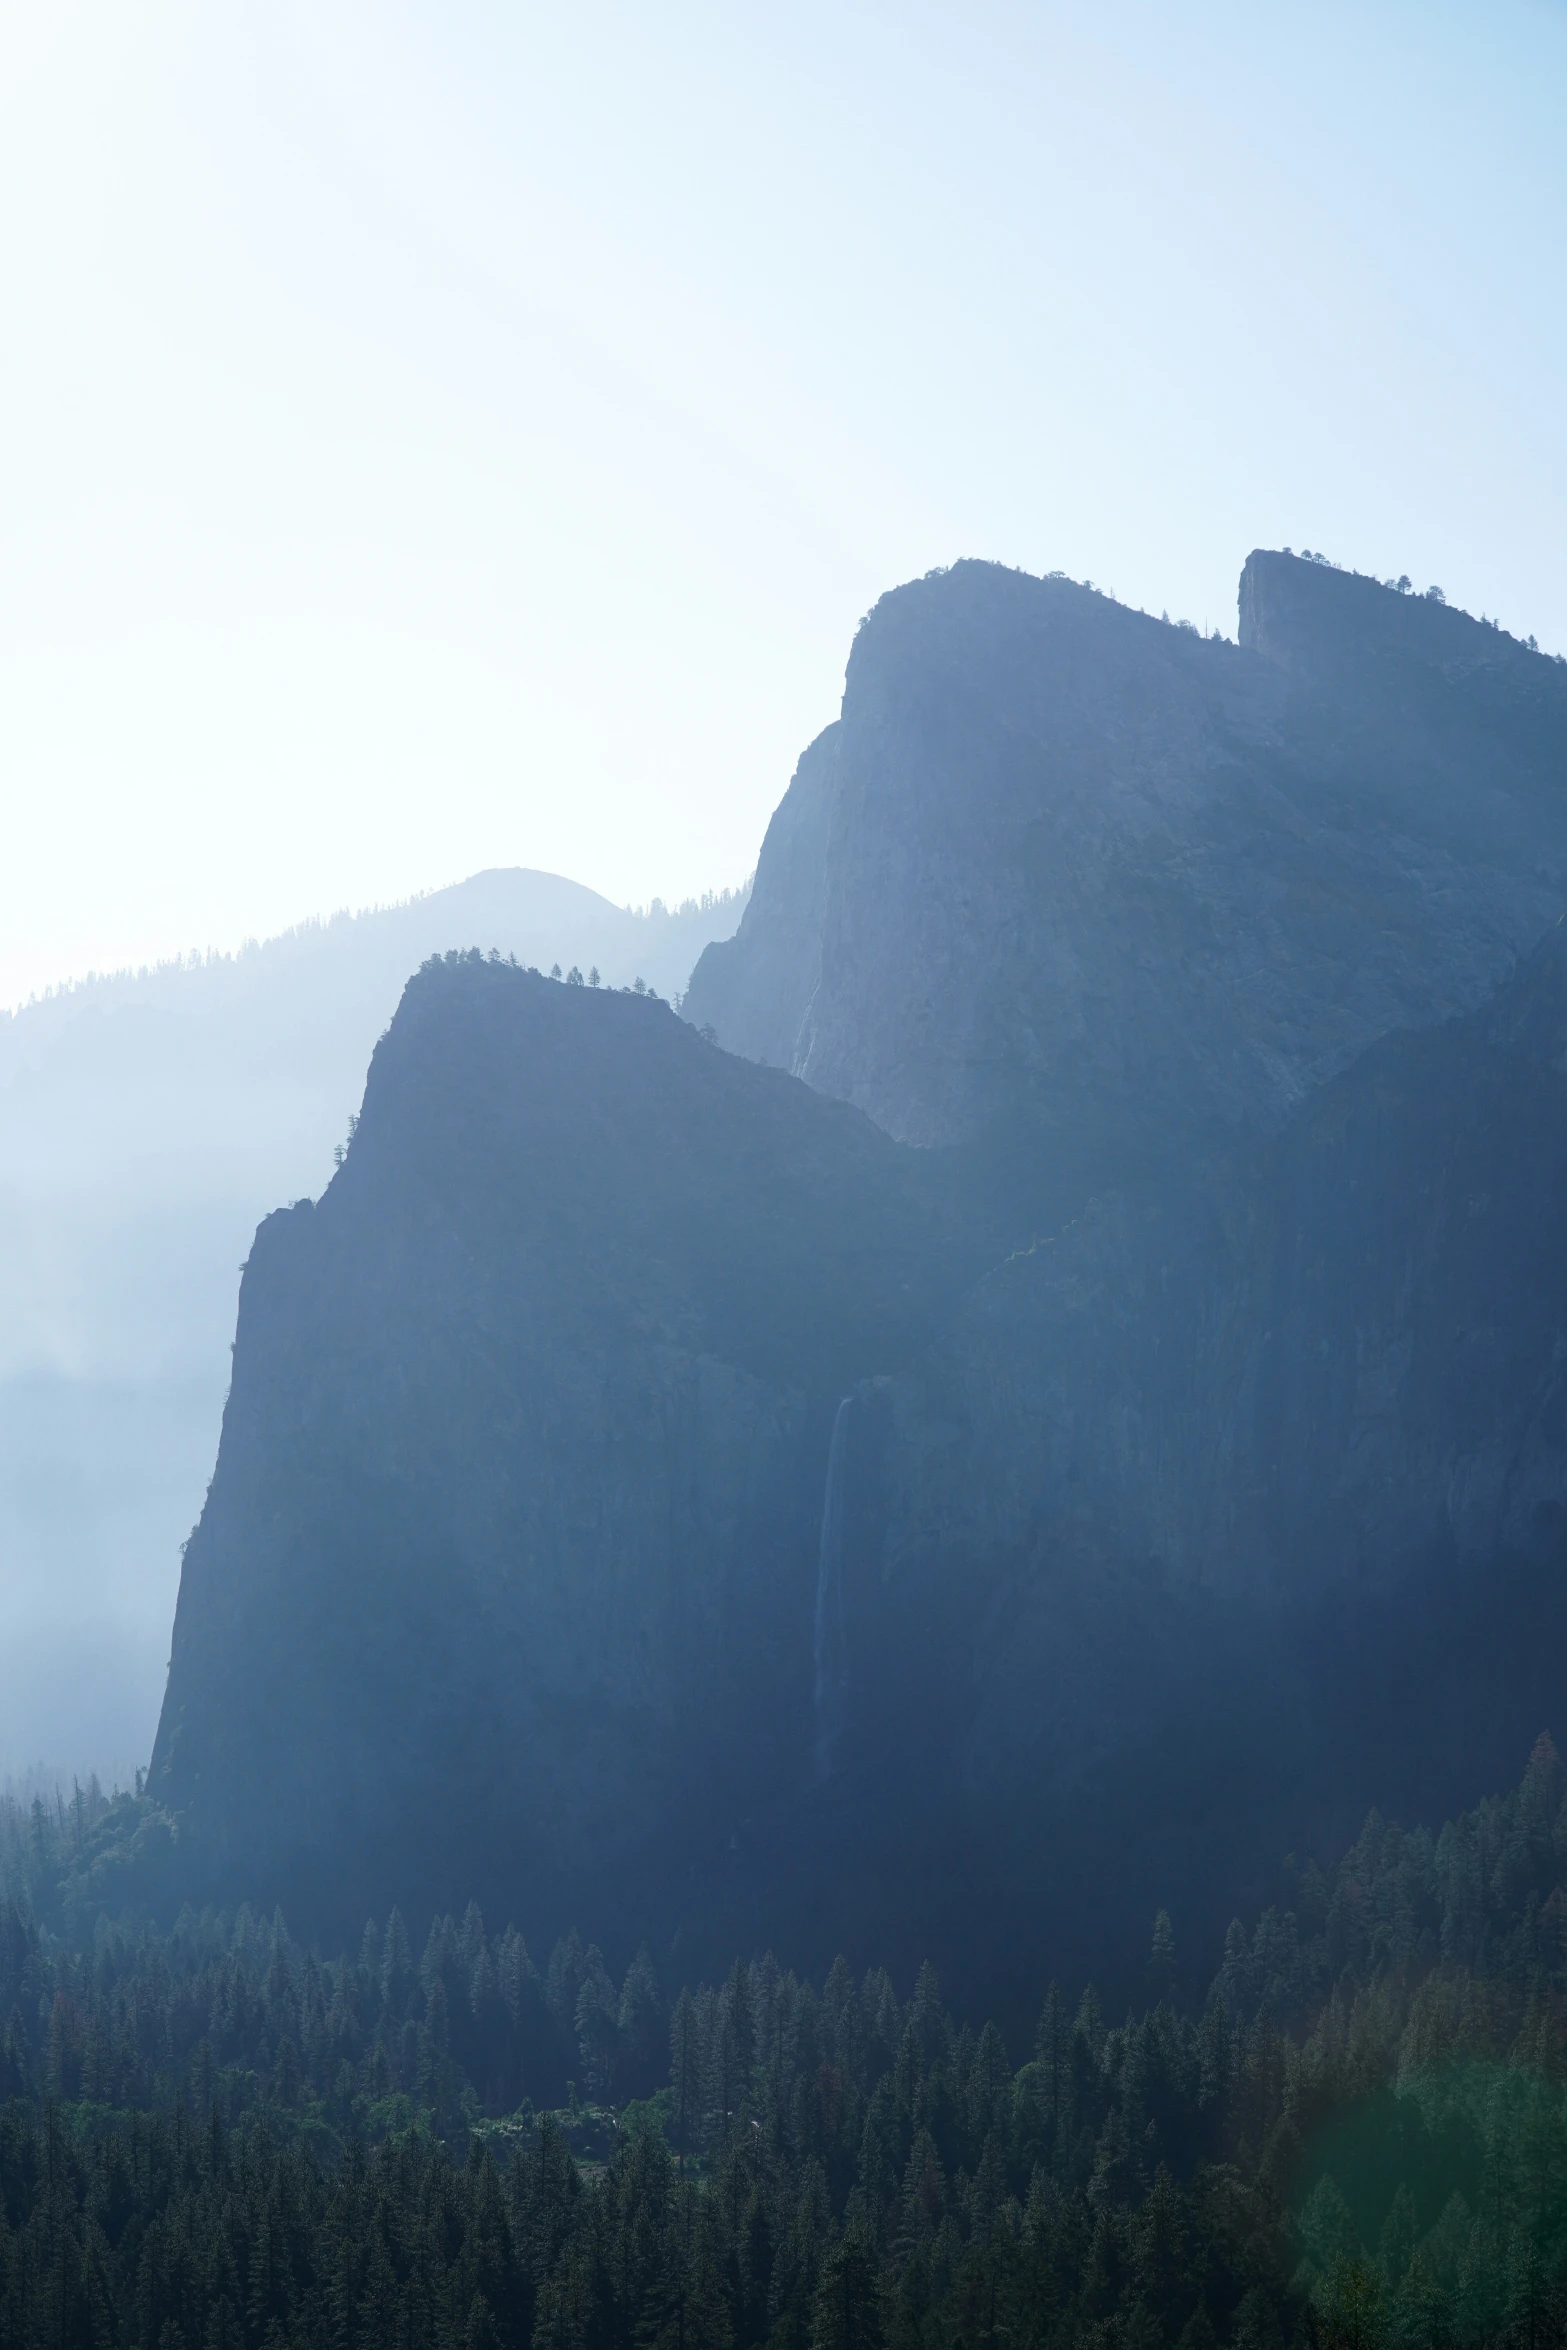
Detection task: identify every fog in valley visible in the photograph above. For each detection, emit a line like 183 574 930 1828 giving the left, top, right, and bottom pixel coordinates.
0 872 744 1779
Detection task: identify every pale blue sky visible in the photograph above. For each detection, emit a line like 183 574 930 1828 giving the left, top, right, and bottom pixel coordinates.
3 0 1564 1007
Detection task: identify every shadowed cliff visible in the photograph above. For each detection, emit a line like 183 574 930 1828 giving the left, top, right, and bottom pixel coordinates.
150 957 997 1961
0 866 746 1778
150 555 1567 2014
687 555 1567 1161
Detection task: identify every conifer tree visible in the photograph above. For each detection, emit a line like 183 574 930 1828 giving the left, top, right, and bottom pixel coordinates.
618 1944 665 2090
1148 1908 1178 2005
382 1907 413 2016
670 1986 702 2176
812 2233 884 2350
574 1945 619 2095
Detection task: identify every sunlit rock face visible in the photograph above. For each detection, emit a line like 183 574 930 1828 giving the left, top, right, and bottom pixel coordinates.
155 558 1567 2016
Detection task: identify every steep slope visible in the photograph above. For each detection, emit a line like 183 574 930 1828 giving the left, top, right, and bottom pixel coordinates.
681 727 838 1070
823 922 1567 1966
696 561 1567 1992
0 869 744 1779
148 939 1567 2008
150 956 991 1952
148 556 1567 2009
685 558 1567 1160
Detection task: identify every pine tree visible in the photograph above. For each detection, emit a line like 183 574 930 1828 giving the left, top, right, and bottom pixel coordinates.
546 1929 586 2036
811 2234 884 2350
714 1961 755 2152
618 1945 665 2091
382 1908 413 2017
670 1989 702 2175
1147 1910 1177 2006
1035 1981 1069 2157
575 1946 619 2097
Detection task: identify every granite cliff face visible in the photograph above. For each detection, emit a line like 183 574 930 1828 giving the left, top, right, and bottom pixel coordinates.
154 556 1567 2006
150 962 992 1953
685 725 838 1072
0 865 745 1780
831 922 1567 1865
686 556 1567 1158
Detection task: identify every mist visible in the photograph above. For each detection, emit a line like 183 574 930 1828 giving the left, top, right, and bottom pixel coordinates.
0 871 744 1778
3 8 1567 2339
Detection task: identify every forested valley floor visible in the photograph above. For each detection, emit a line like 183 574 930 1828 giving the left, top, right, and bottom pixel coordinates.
5 1740 1567 2350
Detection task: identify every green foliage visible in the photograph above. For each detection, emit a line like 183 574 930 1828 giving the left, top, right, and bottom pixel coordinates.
5 1742 1567 2344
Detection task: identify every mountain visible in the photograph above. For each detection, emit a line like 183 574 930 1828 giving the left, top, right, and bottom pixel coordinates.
0 871 745 1779
150 956 997 1957
148 557 1567 2010
685 556 1567 1157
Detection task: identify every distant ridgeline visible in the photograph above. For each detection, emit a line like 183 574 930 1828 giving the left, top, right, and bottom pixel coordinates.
0 866 750 1780
144 550 1567 2015
6 1744 1567 2349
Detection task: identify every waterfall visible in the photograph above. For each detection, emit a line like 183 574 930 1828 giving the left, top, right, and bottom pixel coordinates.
813 1395 854 1781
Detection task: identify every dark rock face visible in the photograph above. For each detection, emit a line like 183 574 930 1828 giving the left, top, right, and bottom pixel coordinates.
686 556 1567 1156
155 556 1567 2013
832 923 1567 1975
151 965 993 1955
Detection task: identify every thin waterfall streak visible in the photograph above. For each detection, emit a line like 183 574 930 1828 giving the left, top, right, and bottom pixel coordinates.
813 1396 853 1780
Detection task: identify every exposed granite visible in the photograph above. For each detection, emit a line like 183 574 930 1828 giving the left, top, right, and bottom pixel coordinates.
150 557 1567 2007
150 959 992 1954
688 557 1567 1156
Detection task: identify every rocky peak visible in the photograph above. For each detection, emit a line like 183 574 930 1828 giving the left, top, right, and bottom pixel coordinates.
686 555 1567 1164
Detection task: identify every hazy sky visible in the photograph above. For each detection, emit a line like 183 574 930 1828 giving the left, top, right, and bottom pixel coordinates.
3 0 1564 1010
